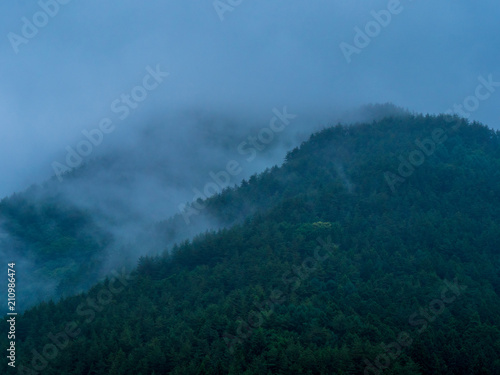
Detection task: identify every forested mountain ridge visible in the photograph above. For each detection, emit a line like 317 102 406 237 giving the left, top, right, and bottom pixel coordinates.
0 187 114 308
2 113 500 374
0 104 408 310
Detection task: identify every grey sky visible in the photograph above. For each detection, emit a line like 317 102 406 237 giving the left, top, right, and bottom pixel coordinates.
0 0 499 198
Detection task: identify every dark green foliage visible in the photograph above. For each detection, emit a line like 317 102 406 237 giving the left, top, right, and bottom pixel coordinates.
0 188 113 305
2 113 500 374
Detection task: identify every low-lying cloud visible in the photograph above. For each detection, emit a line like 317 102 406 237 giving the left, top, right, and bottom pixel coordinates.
0 1 499 198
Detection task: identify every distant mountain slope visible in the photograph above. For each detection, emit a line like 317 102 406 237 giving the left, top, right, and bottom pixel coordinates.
2 113 500 374
0 186 113 308
0 104 409 310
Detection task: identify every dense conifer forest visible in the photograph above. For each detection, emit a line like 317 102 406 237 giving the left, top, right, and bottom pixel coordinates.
2 113 500 374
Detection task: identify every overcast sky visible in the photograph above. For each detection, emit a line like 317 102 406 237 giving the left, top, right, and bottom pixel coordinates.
0 0 499 199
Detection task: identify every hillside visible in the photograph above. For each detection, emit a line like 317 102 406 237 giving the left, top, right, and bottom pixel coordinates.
2 113 500 374
0 104 407 310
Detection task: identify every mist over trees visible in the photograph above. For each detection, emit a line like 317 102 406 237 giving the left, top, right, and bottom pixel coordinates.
2 113 500 374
